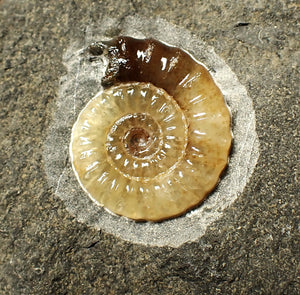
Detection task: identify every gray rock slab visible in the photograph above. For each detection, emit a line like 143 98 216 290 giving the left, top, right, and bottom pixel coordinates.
0 0 299 294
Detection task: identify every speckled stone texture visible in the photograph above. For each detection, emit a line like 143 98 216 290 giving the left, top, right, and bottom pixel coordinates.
0 0 299 294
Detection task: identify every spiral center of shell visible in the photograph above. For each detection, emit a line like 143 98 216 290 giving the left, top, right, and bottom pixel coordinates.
99 83 188 181
106 112 162 161
124 128 151 157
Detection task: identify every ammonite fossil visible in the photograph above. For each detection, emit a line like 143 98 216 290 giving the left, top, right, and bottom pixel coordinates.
70 36 232 221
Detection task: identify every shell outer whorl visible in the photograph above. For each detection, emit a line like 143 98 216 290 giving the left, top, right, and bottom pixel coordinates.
70 36 232 221
88 36 200 95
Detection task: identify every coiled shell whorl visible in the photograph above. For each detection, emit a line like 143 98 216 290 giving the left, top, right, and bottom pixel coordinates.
70 36 232 221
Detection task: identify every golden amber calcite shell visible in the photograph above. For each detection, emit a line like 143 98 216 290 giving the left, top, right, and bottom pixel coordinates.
70 37 232 221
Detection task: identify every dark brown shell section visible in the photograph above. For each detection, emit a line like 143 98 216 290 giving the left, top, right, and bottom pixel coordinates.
89 36 201 95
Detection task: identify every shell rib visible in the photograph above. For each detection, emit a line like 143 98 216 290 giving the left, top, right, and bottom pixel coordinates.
70 36 232 221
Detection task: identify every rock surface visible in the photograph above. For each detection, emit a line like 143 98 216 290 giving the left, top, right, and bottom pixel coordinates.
0 0 299 294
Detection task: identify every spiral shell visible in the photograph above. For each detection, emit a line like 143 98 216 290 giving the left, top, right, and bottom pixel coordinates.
70 36 232 221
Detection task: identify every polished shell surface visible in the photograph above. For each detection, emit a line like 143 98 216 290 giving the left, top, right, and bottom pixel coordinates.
70 37 232 221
